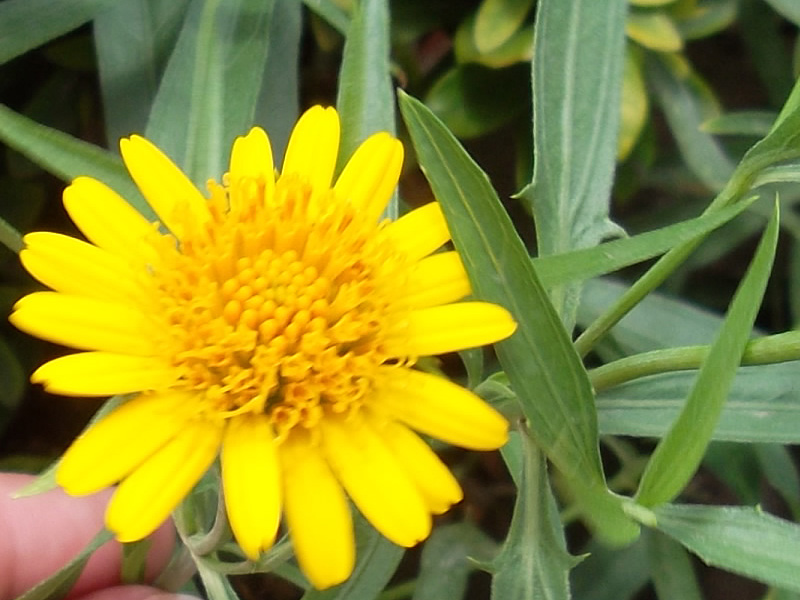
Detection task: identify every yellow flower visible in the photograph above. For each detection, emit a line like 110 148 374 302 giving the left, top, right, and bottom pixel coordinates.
10 106 516 589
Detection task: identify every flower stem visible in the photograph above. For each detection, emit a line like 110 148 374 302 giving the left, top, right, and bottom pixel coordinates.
589 331 800 393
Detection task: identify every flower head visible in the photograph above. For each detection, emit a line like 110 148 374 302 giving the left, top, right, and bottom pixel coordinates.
10 106 516 588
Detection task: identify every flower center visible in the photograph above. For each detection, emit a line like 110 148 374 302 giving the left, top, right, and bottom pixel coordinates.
148 173 409 438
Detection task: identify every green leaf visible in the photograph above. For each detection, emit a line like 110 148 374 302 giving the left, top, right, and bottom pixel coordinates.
455 14 533 68
595 361 800 443
618 45 648 160
755 444 800 518
701 110 777 137
413 523 497 600
301 515 403 600
145 0 275 186
93 0 191 145
653 504 800 593
399 91 639 544
635 206 780 506
196 559 242 600
703 442 762 505
520 0 627 325
473 0 534 54
0 104 152 220
570 537 649 600
255 0 302 162
13 529 114 600
0 0 115 65
645 52 733 192
645 529 703 600
302 0 350 35
763 0 800 26
739 0 795 107
674 0 737 40
626 9 683 52
335 0 395 206
491 432 576 600
399 90 603 487
424 64 529 139
533 198 753 289
575 72 800 357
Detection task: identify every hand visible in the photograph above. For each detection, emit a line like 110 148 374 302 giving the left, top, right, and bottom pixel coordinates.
0 472 197 600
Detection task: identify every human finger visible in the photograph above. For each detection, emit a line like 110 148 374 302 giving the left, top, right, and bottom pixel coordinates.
0 473 175 600
74 584 198 600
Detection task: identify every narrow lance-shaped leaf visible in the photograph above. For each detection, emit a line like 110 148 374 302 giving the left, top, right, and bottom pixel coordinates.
569 537 650 600
0 0 115 65
145 0 275 186
93 0 191 145
491 430 576 600
576 72 800 357
645 52 734 192
533 198 753 289
636 205 780 507
335 0 397 218
520 0 627 326
399 91 639 544
255 0 302 163
302 0 349 35
646 529 703 600
399 90 602 486
413 523 497 600
653 504 800 593
0 104 152 220
595 361 800 444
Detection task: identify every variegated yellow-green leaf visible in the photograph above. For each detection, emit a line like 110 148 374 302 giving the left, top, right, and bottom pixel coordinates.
626 9 683 52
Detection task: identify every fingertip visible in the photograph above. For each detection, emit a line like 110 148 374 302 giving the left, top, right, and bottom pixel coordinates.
0 473 176 600
74 585 199 600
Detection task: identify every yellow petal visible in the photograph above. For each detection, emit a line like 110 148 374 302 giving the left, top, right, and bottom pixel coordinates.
57 391 195 495
392 301 516 356
404 251 471 309
334 132 403 222
10 292 155 355
375 367 509 450
62 176 156 261
384 202 450 261
120 135 210 239
229 127 275 211
106 418 223 542
371 416 463 514
321 415 431 547
280 106 340 197
279 430 354 589
222 415 282 560
20 232 142 303
31 352 176 396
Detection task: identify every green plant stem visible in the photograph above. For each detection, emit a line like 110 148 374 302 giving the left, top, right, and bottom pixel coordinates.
154 545 198 592
189 482 229 557
589 331 800 392
202 538 294 575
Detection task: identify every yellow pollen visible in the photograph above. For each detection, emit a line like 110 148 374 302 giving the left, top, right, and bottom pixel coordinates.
148 173 411 438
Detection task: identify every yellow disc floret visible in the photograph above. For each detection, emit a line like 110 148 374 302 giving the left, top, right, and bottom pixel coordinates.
149 170 410 438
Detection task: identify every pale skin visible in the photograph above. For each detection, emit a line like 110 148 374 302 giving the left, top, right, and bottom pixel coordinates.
0 473 197 600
